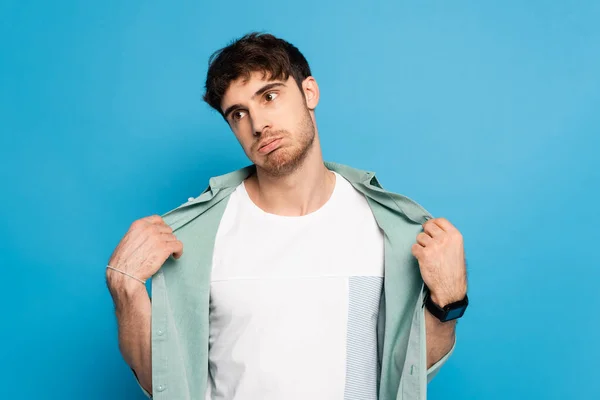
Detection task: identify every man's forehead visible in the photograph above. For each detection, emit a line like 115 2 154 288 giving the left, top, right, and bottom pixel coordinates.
222 72 289 109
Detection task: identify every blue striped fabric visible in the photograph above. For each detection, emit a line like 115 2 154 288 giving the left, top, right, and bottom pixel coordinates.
344 276 384 400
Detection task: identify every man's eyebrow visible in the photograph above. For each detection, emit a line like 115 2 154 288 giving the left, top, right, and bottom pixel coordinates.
223 103 242 121
222 82 286 120
253 82 285 99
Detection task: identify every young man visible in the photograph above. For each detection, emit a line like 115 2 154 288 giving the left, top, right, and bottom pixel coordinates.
106 32 468 400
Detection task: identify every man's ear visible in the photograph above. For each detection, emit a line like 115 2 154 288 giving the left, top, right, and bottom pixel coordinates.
302 77 320 110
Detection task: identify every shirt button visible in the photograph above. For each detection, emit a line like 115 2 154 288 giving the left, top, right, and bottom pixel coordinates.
157 329 164 336
188 197 194 202
157 384 166 392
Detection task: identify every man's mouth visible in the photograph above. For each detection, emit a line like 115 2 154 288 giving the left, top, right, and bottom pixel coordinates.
258 138 282 154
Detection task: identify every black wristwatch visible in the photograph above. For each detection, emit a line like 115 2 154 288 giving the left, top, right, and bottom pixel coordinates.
424 290 469 322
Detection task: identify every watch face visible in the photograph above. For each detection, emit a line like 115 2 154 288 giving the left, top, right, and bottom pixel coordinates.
445 307 465 321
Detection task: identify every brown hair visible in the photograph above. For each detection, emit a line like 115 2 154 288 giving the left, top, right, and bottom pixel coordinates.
203 32 312 117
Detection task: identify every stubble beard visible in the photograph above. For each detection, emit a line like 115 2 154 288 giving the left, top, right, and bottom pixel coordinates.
260 108 316 177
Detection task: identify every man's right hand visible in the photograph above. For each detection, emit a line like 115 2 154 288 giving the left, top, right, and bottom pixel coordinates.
106 215 184 294
105 215 178 396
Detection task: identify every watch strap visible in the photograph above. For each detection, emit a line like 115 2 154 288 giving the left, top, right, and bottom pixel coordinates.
424 290 469 322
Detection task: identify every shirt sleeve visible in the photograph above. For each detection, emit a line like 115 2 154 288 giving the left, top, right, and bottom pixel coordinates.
426 337 456 383
131 368 153 398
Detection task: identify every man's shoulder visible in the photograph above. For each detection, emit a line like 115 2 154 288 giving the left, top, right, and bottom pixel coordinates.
159 166 252 231
327 161 432 225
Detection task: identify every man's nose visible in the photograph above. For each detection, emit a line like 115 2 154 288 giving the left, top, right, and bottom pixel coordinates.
251 112 272 136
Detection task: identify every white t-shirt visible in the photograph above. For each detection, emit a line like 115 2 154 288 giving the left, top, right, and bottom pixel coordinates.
207 172 385 400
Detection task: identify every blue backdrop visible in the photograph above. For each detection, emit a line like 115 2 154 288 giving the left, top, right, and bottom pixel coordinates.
1 0 599 398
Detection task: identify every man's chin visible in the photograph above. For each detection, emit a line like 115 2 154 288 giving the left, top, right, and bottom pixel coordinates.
256 140 312 177
262 163 293 177
261 155 298 176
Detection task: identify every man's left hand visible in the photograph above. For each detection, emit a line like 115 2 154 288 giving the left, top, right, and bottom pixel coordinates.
411 217 467 307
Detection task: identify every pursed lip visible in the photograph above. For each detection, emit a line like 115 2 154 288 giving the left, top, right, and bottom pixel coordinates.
258 137 282 151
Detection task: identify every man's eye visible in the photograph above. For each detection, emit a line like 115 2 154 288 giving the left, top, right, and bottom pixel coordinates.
265 92 278 102
232 110 246 121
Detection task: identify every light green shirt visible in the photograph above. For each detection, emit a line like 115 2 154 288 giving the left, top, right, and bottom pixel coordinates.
135 161 454 399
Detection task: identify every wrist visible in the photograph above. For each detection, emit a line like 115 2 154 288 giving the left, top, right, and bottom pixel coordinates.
106 268 147 301
429 286 467 308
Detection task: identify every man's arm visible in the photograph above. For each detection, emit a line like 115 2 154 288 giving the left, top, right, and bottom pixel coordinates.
411 217 467 372
424 294 459 369
105 214 185 398
107 271 153 396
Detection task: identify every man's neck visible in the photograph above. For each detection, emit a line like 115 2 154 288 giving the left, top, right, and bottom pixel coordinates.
244 148 335 217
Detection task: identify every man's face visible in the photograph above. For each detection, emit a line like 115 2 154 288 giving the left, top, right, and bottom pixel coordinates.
220 71 318 177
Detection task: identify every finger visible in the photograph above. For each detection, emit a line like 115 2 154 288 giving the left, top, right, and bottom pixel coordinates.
130 215 164 232
154 224 173 235
431 217 454 232
416 232 433 247
144 215 165 225
423 220 444 238
160 232 178 242
169 241 184 259
411 243 424 258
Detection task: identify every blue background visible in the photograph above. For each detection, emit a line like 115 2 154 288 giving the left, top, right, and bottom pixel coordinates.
1 0 599 398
